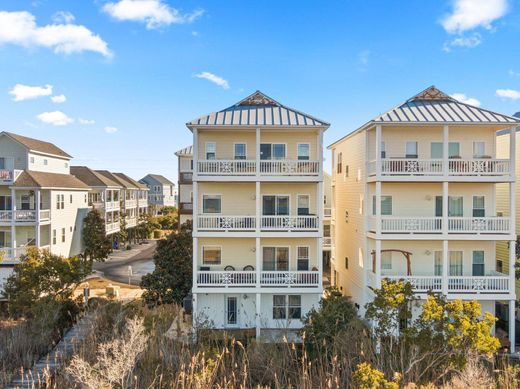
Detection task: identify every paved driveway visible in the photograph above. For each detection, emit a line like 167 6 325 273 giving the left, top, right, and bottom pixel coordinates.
93 241 157 285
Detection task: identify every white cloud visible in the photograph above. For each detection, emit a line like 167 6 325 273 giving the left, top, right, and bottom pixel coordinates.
509 70 520 77
37 111 73 126
496 89 520 100
194 72 229 89
450 93 481 106
51 94 66 103
78 118 95 125
443 33 482 51
52 11 75 24
441 0 509 34
102 0 204 30
9 83 53 101
104 126 118 133
0 11 112 57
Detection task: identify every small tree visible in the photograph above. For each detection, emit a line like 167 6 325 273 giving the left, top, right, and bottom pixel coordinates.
83 209 112 265
302 286 360 345
136 213 159 241
3 248 87 317
118 212 128 247
141 220 192 306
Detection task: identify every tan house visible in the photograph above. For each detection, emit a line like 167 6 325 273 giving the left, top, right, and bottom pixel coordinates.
329 86 519 351
175 145 193 227
188 91 328 340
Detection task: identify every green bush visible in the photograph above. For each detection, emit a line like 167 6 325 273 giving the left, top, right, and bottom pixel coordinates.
153 230 161 239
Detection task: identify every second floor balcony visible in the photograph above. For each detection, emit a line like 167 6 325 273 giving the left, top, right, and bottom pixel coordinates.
196 270 320 287
0 209 51 223
196 159 320 177
196 215 319 232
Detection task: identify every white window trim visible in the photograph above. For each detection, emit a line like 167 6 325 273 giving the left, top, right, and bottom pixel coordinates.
473 140 486 158
202 193 222 214
297 194 311 214
205 141 216 159
225 295 239 327
261 194 291 215
405 141 418 157
297 143 310 159
261 143 288 160
202 245 222 265
297 245 310 270
233 142 247 159
262 245 291 270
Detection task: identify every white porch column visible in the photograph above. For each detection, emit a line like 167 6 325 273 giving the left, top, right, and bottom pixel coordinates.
510 182 516 240
443 125 449 178
10 187 16 255
193 128 199 180
510 239 516 299
255 293 261 338
375 181 381 235
192 237 198 293
35 189 41 247
318 237 323 290
256 182 260 233
510 299 516 354
318 129 324 177
255 237 261 287
510 126 516 180
375 239 381 288
256 127 260 178
375 125 382 179
442 182 449 237
442 240 448 295
192 293 198 342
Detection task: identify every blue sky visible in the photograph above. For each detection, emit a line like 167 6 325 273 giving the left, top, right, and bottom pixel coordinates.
1 0 520 179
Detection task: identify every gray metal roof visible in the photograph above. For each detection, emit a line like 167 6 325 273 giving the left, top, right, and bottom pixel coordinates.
374 86 520 124
175 145 193 157
186 91 329 129
140 174 175 186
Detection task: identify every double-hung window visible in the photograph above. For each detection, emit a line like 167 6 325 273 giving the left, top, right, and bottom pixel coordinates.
203 246 221 265
337 153 343 174
234 143 246 160
372 196 392 216
448 196 463 217
472 251 485 276
473 142 485 158
472 196 485 217
297 144 310 160
381 252 392 271
205 142 216 160
431 142 443 159
202 195 221 213
61 228 66 243
434 251 443 276
297 246 309 271
21 195 31 210
405 141 418 158
449 251 463 276
449 142 460 158
272 295 302 320
263 247 289 271
297 195 310 215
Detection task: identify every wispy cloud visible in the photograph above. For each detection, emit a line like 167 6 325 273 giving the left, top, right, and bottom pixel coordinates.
443 33 482 51
441 0 509 51
9 83 52 101
104 126 118 133
509 70 520 77
0 11 112 57
194 72 230 89
52 11 75 24
450 93 481 106
37 111 73 126
496 89 520 100
78 118 95 125
102 0 204 30
51 94 66 103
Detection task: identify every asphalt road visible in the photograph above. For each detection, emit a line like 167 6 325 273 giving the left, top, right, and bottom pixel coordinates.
93 241 157 285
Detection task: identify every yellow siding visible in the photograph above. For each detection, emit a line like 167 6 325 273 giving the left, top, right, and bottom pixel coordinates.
331 130 367 304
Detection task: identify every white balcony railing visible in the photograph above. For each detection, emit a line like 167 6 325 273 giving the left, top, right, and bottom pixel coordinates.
197 215 256 231
105 201 119 211
106 222 120 234
39 209 50 220
196 160 320 176
124 199 137 208
0 210 51 222
198 160 256 175
260 161 320 175
383 275 510 294
368 159 511 177
0 211 12 222
261 216 319 230
91 202 104 210
14 210 37 222
370 216 511 234
260 271 320 286
197 271 256 286
126 217 137 228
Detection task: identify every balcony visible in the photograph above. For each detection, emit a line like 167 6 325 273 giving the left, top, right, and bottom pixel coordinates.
382 274 510 294
369 216 511 235
179 172 193 183
179 202 193 214
105 201 119 211
0 209 51 223
0 245 51 260
196 215 319 232
367 159 511 180
106 221 120 234
126 217 137 228
196 270 320 287
196 160 320 177
124 199 137 208
0 169 22 184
